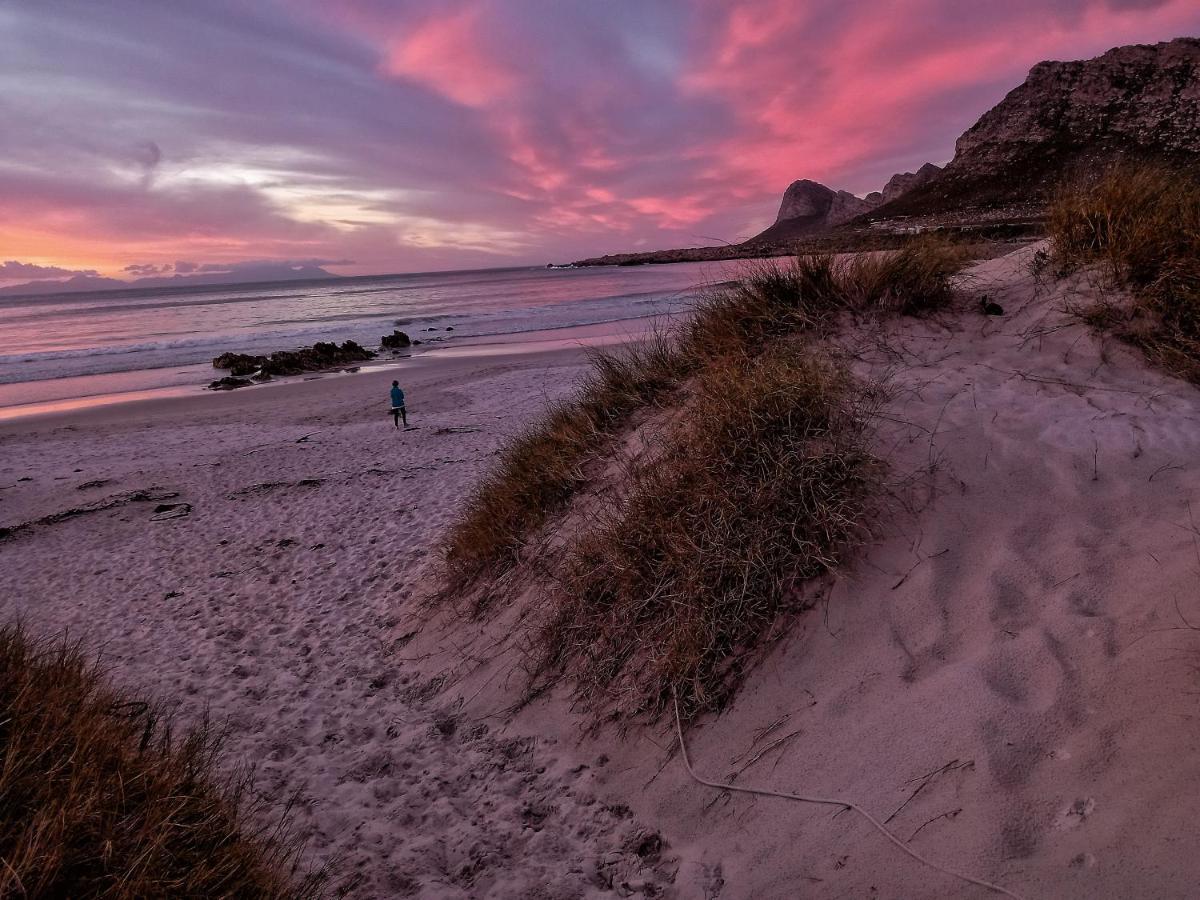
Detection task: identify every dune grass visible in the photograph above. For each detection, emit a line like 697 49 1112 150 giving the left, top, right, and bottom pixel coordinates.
440 331 694 591
1048 162 1200 381
437 237 968 719
0 624 321 899
441 236 964 591
536 345 882 720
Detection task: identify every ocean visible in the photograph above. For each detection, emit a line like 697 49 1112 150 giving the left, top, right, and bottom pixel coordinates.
0 260 748 416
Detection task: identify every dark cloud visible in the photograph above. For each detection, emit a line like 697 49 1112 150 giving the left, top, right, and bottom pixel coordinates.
0 260 99 280
123 262 172 275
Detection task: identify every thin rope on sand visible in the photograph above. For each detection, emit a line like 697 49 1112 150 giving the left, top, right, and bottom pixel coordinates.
672 695 1026 899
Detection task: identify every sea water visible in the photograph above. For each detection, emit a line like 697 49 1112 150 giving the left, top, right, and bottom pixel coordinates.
0 260 747 413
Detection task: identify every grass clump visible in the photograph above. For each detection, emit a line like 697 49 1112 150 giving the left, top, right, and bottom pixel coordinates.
441 236 964 589
442 332 692 589
1048 162 1200 380
535 345 882 721
0 624 321 899
683 236 964 357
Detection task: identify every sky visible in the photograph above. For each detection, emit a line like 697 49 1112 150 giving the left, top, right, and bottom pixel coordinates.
3 0 1199 288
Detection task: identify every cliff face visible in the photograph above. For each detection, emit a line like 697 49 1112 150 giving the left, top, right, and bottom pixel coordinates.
773 180 876 226
878 37 1200 215
754 164 943 243
881 163 943 202
955 37 1200 170
753 179 880 243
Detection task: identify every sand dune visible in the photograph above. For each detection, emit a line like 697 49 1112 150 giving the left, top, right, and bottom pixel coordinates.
5 243 1200 898
412 244 1200 899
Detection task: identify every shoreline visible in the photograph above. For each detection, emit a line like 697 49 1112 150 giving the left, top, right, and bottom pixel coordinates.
0 313 661 425
1 335 658 896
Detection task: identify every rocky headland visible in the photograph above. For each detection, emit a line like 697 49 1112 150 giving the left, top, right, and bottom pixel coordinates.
572 37 1200 267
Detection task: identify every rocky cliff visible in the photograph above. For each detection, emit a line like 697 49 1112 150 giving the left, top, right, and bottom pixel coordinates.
881 163 943 202
875 37 1200 216
752 163 943 242
753 179 881 241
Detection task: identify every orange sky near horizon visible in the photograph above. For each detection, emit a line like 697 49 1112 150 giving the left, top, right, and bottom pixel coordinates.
4 0 1200 287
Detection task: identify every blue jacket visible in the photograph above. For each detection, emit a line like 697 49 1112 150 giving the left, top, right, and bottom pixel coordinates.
390 386 405 407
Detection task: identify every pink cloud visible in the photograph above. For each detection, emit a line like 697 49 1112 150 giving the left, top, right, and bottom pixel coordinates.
8 0 1200 275
380 8 517 108
685 0 1200 194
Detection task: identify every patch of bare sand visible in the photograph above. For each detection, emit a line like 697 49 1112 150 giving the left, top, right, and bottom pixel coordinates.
414 244 1200 899
0 348 675 898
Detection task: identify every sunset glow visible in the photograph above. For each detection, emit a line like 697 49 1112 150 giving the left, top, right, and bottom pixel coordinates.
4 0 1200 285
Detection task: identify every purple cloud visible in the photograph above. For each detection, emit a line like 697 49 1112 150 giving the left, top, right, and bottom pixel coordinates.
1 0 1198 277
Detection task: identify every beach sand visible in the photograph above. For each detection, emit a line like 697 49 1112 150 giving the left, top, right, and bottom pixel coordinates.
404 245 1200 899
7 244 1200 898
0 339 674 898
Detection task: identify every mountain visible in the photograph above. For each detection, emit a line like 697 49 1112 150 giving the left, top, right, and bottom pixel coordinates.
573 36 1200 266
749 163 943 243
873 37 1200 217
0 262 340 298
751 179 881 242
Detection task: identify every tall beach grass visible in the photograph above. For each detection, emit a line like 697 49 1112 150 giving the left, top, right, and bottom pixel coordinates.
1048 162 1200 381
0 624 322 899
441 236 964 590
437 236 965 719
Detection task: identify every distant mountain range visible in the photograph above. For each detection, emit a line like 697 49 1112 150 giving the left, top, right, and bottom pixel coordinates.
0 262 339 299
575 36 1200 266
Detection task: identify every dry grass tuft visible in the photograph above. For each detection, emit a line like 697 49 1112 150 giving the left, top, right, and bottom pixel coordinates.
1048 162 1200 381
441 237 964 588
682 237 964 357
0 623 322 899
534 345 882 721
441 331 692 590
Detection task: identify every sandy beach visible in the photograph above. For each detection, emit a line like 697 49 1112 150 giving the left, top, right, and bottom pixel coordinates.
0 332 676 897
7 244 1200 898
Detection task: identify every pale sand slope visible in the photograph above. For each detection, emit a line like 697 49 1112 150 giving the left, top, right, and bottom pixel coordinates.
412 243 1200 899
0 347 675 898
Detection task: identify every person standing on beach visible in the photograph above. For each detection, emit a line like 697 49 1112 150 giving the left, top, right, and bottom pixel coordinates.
390 380 408 428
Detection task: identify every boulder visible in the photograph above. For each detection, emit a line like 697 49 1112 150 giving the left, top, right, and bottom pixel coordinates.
381 330 411 349
212 352 268 376
209 376 253 391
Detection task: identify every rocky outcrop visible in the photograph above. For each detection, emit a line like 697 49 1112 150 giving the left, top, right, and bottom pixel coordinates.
773 180 876 226
881 163 943 202
753 180 882 242
211 340 376 381
212 352 264 377
381 330 411 349
875 37 1200 215
751 164 946 243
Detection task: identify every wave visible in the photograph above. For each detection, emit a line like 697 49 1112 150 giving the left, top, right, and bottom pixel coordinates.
0 283 700 388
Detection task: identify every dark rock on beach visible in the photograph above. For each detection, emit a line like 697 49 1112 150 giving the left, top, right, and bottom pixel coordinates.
212 352 267 376
209 376 253 391
381 330 411 349
212 341 376 380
